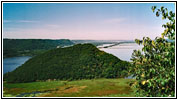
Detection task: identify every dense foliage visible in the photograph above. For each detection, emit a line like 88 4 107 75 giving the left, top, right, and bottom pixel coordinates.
130 6 175 97
4 44 130 83
3 39 74 57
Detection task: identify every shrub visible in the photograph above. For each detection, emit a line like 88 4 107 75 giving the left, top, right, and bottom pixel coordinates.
130 6 175 97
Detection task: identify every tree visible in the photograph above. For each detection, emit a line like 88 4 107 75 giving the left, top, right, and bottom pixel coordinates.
130 6 175 97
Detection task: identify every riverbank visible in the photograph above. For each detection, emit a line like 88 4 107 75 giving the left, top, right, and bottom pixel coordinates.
3 78 136 97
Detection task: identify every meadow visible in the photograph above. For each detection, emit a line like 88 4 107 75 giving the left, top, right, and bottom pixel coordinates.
3 78 135 97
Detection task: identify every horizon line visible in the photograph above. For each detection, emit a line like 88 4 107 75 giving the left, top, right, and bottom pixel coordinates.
3 38 135 41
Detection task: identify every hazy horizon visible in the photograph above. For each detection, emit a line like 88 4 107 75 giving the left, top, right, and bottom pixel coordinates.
3 3 175 40
3 38 135 41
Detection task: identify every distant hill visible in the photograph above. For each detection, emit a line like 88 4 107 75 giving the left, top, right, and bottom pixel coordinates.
4 44 130 83
3 39 74 57
71 40 135 46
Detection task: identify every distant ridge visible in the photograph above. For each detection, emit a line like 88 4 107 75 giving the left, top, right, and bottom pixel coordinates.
3 39 74 57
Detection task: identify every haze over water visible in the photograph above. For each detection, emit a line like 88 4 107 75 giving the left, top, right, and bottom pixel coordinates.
100 43 142 61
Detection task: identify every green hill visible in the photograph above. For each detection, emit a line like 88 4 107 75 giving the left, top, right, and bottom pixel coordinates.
3 39 74 57
4 44 130 83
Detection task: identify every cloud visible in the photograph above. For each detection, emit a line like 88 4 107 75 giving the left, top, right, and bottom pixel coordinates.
3 20 39 23
104 18 126 24
17 20 39 23
45 24 61 29
4 20 12 23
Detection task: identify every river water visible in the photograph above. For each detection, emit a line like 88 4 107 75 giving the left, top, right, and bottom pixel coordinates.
3 56 31 74
99 43 142 61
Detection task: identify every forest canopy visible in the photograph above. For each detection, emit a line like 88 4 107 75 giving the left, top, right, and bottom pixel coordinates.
3 39 74 57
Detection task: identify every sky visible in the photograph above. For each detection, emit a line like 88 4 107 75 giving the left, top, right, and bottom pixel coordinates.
3 3 175 40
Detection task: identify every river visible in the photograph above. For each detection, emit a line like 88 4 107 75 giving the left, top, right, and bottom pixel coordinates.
99 43 142 61
3 56 31 74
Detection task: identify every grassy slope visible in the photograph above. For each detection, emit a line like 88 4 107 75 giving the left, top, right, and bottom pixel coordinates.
3 78 135 97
